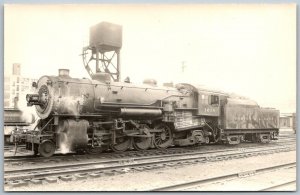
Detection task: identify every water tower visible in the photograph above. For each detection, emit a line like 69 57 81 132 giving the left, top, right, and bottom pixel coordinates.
82 22 122 82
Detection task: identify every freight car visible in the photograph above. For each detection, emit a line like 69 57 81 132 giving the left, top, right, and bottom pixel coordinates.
4 108 35 145
11 69 279 157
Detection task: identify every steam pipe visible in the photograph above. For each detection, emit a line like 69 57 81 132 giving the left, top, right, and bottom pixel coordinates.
120 108 162 117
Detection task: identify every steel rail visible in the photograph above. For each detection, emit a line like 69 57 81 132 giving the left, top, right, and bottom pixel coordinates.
4 140 296 163
4 141 296 163
4 145 295 183
151 162 296 191
261 180 296 191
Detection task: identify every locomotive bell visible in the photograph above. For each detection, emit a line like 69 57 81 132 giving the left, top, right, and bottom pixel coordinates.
143 79 157 86
58 69 70 77
91 73 111 83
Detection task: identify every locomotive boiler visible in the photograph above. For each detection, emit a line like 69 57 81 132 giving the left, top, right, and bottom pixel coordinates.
23 69 191 156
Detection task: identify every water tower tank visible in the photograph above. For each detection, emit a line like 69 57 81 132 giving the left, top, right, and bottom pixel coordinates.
89 22 122 52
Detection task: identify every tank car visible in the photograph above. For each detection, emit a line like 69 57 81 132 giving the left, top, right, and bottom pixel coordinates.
12 69 279 157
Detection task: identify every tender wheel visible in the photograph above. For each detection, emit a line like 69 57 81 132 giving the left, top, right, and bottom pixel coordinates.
153 123 173 149
110 136 132 152
38 140 55 157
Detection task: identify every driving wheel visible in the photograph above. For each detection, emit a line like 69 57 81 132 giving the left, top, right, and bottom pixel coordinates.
110 136 132 152
153 123 173 149
133 136 152 150
133 124 152 150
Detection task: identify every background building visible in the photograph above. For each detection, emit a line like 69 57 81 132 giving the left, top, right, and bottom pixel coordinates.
279 113 296 132
4 63 37 108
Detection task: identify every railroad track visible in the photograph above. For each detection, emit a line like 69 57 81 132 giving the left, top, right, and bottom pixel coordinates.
4 141 296 169
261 180 296 191
4 136 296 163
4 144 295 187
151 162 296 191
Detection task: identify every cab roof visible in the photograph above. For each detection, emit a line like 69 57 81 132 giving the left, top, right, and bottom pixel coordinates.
176 83 229 96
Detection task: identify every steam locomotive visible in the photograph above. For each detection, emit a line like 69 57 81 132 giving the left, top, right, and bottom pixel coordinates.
13 69 279 157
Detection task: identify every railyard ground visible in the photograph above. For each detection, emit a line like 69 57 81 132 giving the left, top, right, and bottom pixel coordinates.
5 129 297 191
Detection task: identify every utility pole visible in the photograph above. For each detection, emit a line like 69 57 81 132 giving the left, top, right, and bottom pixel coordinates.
181 61 187 73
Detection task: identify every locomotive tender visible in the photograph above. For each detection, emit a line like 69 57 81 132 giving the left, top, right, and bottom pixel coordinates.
13 22 279 157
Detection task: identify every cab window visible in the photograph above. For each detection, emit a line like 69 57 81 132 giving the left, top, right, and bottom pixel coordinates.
210 95 219 105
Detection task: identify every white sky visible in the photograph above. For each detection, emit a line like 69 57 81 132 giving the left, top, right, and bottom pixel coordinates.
4 4 296 113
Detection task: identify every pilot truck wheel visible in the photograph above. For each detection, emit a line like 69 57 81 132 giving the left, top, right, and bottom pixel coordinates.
38 140 55 157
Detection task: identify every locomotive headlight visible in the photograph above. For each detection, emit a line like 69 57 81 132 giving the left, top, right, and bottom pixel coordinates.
26 94 39 102
26 94 40 106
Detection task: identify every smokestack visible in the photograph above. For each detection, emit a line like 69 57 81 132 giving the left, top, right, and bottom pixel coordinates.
58 69 70 77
